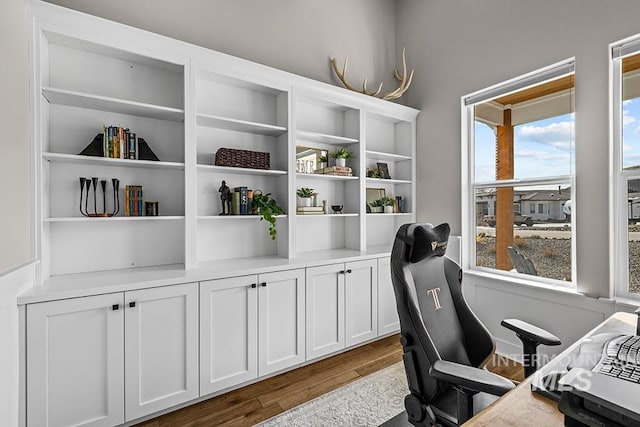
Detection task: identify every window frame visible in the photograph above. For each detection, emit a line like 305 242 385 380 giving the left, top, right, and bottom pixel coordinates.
611 35 640 300
461 59 577 288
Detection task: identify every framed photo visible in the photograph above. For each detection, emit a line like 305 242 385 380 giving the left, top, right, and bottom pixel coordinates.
377 162 391 179
366 187 386 205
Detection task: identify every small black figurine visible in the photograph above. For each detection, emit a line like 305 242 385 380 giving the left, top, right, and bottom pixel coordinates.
219 180 232 215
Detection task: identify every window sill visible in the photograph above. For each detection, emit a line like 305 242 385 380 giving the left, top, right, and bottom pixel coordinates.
464 268 578 296
611 294 640 308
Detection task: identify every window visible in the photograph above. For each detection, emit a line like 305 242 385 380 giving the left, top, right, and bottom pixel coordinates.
612 37 640 297
464 60 575 285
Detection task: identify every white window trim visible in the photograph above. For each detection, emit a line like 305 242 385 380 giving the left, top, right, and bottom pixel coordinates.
461 59 577 289
610 34 640 301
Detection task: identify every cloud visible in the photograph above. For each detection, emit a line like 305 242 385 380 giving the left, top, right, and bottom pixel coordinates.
624 99 635 106
624 109 637 126
515 149 570 162
517 121 574 150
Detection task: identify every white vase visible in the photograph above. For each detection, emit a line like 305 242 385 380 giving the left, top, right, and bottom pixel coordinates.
371 206 383 213
335 158 346 167
384 205 394 214
298 197 312 207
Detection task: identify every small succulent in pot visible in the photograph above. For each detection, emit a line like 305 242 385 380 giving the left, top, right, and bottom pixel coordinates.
296 187 315 198
329 148 354 159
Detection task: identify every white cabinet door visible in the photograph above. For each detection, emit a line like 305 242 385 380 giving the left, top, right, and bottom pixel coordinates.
345 259 378 346
258 269 305 376
377 257 400 335
124 283 199 421
305 263 345 360
27 293 125 427
200 275 258 395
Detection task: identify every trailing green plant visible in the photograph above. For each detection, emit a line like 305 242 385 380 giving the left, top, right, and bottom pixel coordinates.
252 190 283 240
329 148 354 159
296 187 314 198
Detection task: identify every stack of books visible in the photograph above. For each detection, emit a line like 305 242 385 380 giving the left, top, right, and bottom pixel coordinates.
313 166 353 176
103 125 138 159
125 185 143 216
297 206 324 215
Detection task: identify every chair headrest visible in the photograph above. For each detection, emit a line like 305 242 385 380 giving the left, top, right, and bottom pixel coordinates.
394 223 450 263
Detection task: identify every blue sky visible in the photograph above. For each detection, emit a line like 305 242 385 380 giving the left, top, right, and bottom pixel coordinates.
623 97 640 169
475 113 574 182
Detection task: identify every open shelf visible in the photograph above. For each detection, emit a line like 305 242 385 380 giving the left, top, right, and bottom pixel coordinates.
296 213 359 218
366 177 412 185
296 130 358 145
42 87 185 122
197 215 287 220
365 150 412 162
44 216 185 223
196 113 287 136
366 213 412 217
197 164 287 176
296 173 358 181
43 152 185 170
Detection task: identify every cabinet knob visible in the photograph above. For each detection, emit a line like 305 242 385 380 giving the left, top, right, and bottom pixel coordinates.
339 270 345 274
346 269 352 274
111 304 120 311
129 301 136 308
250 283 257 288
261 282 267 287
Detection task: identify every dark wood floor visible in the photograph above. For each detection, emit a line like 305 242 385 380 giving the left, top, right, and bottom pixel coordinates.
136 335 523 426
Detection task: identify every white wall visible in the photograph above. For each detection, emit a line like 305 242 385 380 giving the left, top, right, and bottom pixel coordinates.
1 0 31 274
45 0 400 92
396 0 640 352
1 0 31 422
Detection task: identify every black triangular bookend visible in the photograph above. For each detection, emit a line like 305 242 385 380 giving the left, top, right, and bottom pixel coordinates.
78 134 160 161
78 134 104 157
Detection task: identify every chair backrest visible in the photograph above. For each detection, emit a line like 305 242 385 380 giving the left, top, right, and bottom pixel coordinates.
507 246 538 275
391 223 495 402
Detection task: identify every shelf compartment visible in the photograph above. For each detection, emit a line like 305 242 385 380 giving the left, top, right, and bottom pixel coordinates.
198 164 287 176
366 213 413 217
196 113 287 136
365 150 412 162
296 213 359 218
42 87 184 122
296 173 358 181
296 130 358 145
197 215 287 220
45 216 185 223
43 152 185 170
366 177 412 185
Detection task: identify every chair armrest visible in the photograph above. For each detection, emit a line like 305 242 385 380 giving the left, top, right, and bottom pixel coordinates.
430 360 515 396
501 318 561 346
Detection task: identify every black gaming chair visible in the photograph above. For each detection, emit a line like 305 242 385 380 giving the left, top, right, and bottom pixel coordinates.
390 223 561 426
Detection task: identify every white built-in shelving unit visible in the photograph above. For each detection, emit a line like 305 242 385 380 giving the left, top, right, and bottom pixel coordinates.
32 1 417 287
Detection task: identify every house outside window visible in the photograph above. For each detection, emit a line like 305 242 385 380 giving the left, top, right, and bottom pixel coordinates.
463 60 575 285
612 37 640 298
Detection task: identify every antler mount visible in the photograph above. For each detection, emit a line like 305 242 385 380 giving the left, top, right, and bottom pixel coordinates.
330 48 414 101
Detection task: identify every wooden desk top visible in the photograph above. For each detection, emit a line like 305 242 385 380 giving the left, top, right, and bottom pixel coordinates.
464 312 638 427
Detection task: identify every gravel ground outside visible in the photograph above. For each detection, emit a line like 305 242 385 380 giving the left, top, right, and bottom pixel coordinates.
476 235 640 293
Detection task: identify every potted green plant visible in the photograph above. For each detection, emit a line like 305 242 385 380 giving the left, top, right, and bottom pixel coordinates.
382 196 395 213
370 197 386 213
296 187 314 207
329 148 354 167
316 155 328 170
252 190 283 240
367 168 384 179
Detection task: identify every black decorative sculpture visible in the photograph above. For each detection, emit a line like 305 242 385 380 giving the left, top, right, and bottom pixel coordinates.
219 180 232 215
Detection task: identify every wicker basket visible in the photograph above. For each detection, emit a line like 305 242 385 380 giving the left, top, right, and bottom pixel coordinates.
215 147 270 170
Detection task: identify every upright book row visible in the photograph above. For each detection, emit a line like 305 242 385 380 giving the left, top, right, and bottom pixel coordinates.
125 185 143 216
103 125 138 160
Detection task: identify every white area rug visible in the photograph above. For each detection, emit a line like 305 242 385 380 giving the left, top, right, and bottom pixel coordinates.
257 362 408 426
